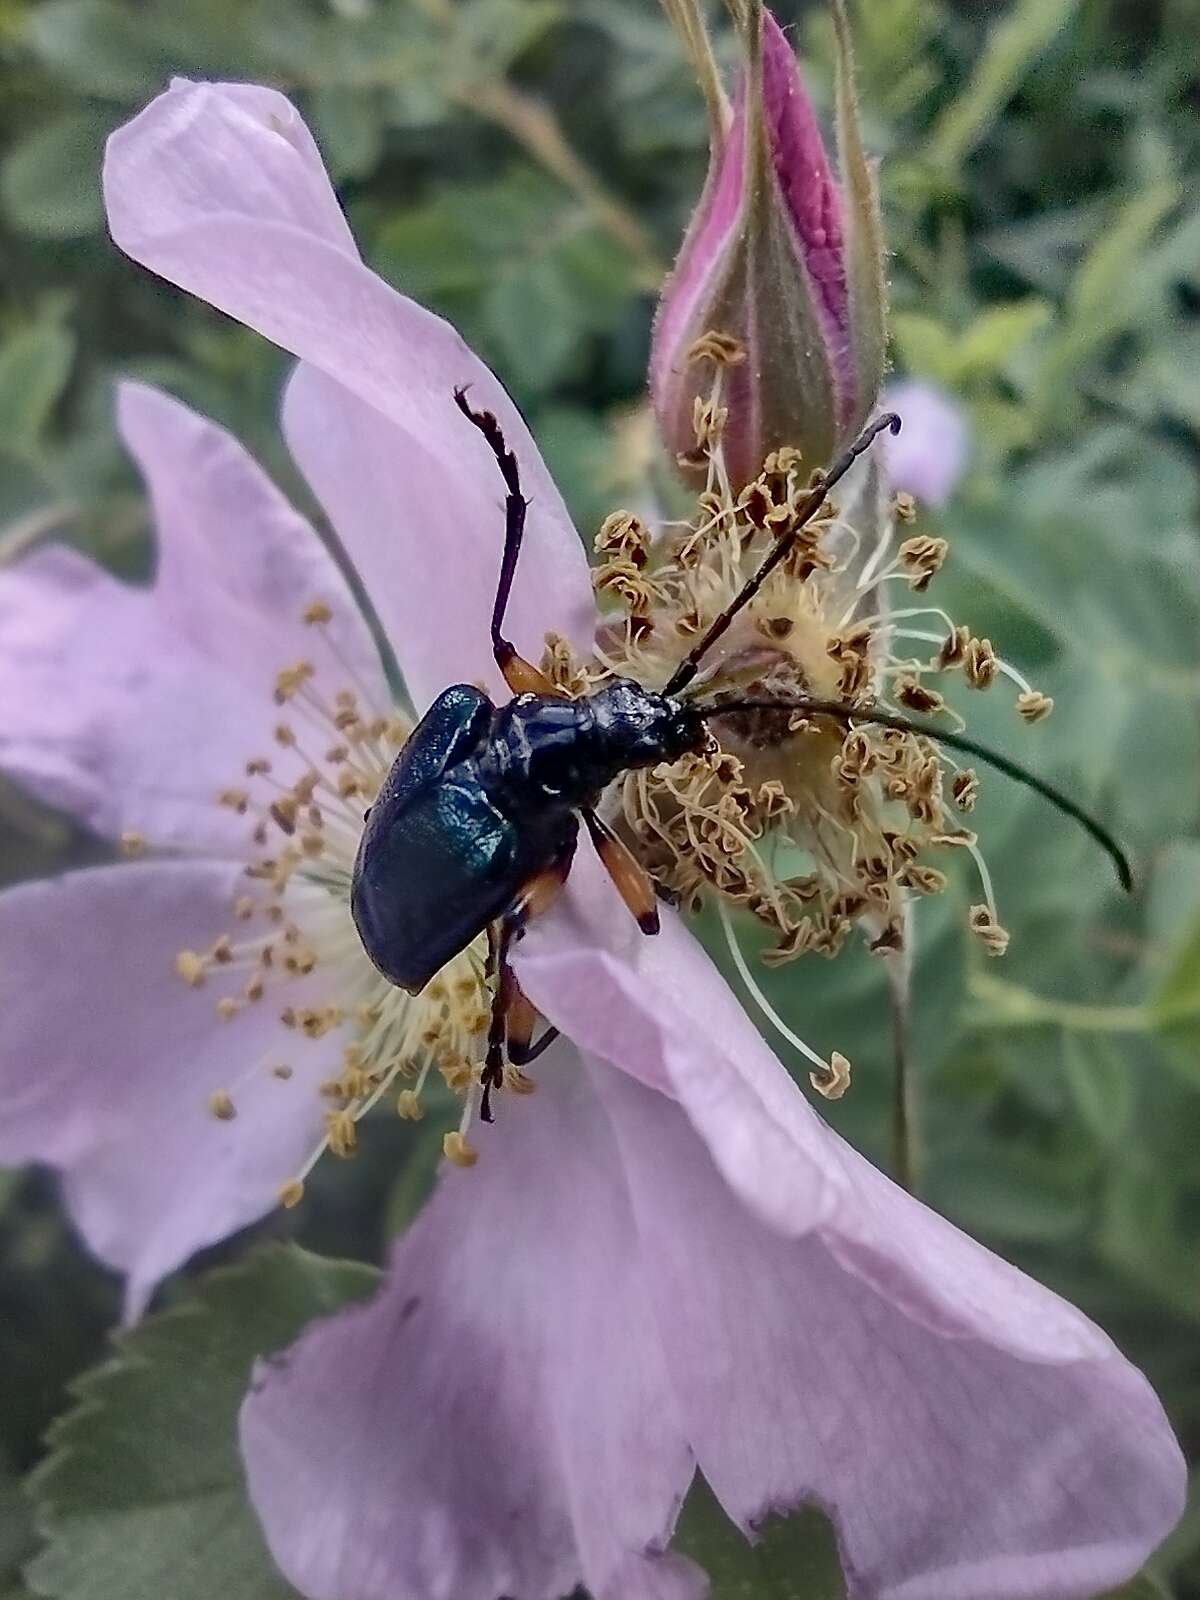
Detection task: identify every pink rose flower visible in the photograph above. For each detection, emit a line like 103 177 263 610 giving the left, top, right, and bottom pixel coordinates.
0 78 1182 1600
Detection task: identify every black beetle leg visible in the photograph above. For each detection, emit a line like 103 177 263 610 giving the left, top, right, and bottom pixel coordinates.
479 833 577 1123
505 980 560 1066
453 387 568 702
480 919 513 1125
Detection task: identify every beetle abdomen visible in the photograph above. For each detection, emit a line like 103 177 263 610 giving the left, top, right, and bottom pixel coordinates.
352 778 525 993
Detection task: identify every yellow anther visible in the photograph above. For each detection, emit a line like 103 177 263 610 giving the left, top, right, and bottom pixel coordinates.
278 1178 305 1208
270 796 299 835
810 1051 851 1100
175 949 207 987
218 788 249 814
208 1090 236 1121
216 996 240 1022
443 1131 478 1168
303 600 333 625
965 636 998 690
273 661 315 704
326 1111 357 1158
686 329 746 367
895 677 945 715
898 534 948 591
120 831 146 857
271 1063 293 1080
969 903 1010 956
936 624 970 671
952 769 979 811
396 1089 424 1121
1016 689 1054 723
899 864 948 896
234 896 255 921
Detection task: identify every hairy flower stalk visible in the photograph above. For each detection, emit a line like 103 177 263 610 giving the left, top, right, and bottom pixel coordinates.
651 0 887 489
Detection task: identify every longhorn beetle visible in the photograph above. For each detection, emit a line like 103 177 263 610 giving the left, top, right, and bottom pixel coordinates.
351 392 1131 1121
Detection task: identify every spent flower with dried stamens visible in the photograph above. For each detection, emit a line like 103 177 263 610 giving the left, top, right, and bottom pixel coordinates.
596 354 1052 980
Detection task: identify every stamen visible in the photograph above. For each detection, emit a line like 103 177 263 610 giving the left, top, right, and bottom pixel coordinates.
719 902 852 1100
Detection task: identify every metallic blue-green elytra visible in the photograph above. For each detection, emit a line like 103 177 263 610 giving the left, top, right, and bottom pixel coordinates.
350 679 705 994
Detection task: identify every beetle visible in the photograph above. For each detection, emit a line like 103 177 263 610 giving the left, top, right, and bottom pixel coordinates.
351 391 1130 1121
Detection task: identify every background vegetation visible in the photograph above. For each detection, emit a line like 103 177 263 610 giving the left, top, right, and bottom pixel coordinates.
1 0 1198 1594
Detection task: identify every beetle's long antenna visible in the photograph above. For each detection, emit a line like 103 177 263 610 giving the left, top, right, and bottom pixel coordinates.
663 412 901 697
695 694 1133 892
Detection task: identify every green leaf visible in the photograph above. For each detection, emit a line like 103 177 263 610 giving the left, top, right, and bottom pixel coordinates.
926 0 1082 172
0 1458 36 1588
0 321 76 456
1149 917 1200 1030
1098 1572 1172 1598
672 1475 845 1599
1060 1032 1134 1146
1030 184 1180 422
483 254 578 394
27 1247 378 1600
0 112 110 239
309 87 384 182
25 1 165 99
927 1144 1092 1246
954 300 1053 381
458 0 561 74
889 313 957 383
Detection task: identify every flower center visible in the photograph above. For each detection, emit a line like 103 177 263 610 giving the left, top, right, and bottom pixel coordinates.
157 603 498 1196
586 337 1052 1088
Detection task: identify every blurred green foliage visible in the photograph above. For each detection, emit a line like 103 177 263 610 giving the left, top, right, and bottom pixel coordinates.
2 0 1199 1594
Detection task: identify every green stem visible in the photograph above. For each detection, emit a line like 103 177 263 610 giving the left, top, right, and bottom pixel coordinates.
969 971 1148 1034
885 926 919 1193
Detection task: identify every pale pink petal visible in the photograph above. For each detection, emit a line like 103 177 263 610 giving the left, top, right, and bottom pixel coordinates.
119 382 381 693
240 1053 698 1600
104 83 593 701
0 383 384 849
594 1064 1185 1599
282 363 593 708
516 850 1114 1361
0 862 346 1317
883 380 969 507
